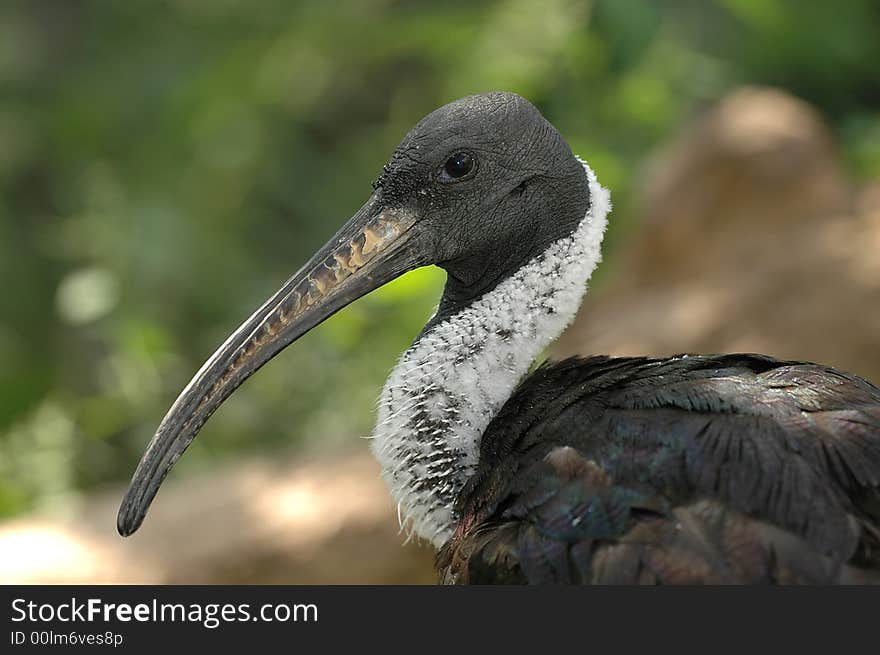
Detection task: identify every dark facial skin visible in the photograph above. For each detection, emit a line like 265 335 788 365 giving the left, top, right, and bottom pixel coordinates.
117 91 591 536
376 92 590 312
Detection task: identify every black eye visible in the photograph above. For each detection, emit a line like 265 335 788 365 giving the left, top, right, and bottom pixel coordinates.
441 151 475 181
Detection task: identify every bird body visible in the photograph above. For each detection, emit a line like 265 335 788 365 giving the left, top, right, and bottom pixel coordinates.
119 92 880 584
439 354 880 583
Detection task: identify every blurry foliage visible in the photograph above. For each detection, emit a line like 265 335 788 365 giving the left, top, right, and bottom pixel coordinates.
1 0 879 517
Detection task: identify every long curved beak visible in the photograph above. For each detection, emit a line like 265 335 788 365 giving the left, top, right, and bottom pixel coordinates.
117 197 424 536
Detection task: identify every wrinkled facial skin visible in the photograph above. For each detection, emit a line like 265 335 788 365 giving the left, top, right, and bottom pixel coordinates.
374 92 590 308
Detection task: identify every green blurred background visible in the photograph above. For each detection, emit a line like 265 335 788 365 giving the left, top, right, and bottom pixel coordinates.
2 0 880 524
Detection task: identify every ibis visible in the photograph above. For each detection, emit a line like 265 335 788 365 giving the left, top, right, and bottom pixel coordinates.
118 92 880 584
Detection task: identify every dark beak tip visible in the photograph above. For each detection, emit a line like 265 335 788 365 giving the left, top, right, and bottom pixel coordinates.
116 497 142 537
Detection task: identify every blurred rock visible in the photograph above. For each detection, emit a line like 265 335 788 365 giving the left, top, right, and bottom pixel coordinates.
0 450 437 584
559 87 880 382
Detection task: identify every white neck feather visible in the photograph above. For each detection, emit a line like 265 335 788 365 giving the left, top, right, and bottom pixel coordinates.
370 162 611 547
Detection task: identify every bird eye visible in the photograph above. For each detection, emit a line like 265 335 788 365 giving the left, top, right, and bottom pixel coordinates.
441 151 475 181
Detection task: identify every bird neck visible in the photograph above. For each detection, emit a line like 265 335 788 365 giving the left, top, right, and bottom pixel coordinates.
370 162 610 547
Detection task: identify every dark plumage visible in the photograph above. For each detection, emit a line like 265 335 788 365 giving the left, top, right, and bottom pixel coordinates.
439 354 880 583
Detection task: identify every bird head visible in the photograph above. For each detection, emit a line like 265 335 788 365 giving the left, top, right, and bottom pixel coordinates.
117 91 592 536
